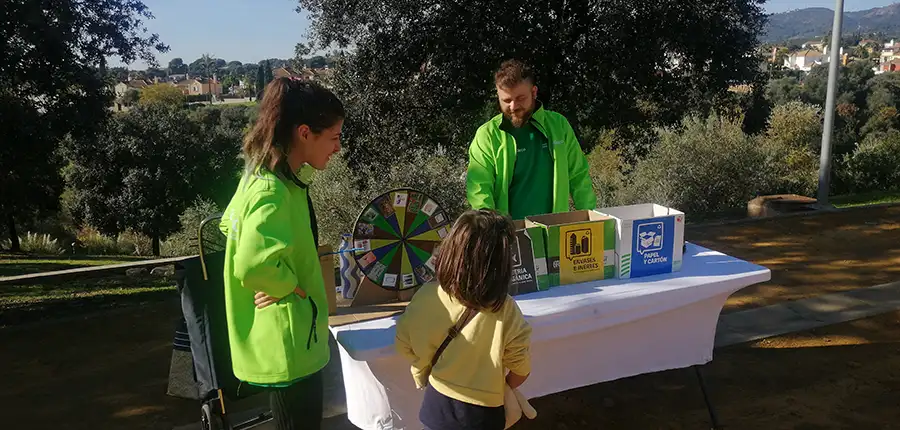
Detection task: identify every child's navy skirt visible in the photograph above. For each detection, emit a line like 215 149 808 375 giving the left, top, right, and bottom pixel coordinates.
419 384 505 430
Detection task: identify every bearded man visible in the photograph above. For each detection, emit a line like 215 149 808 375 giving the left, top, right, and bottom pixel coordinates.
466 59 596 220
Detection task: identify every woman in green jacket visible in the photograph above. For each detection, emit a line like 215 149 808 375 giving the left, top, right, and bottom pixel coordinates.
219 77 344 430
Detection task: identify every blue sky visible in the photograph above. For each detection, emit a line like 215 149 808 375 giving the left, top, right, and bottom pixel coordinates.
113 0 898 69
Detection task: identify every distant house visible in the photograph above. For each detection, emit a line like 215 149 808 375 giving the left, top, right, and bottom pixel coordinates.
273 67 298 79
784 49 823 72
880 40 900 66
187 78 222 96
882 58 900 73
172 79 192 95
114 79 151 98
801 40 825 51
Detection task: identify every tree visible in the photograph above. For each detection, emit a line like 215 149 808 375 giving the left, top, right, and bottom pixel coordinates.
264 60 274 83
146 67 167 79
140 84 186 106
199 53 218 78
1 0 166 251
108 67 131 82
297 0 768 169
168 57 188 75
120 89 141 106
64 104 208 255
188 107 248 206
256 63 266 100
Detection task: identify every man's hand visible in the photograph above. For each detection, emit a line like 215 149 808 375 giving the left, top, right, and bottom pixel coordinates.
254 287 307 309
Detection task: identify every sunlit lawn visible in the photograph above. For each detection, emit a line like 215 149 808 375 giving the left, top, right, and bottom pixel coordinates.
0 254 147 277
833 190 900 208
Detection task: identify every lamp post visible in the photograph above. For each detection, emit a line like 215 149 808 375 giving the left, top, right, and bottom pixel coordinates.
817 0 844 207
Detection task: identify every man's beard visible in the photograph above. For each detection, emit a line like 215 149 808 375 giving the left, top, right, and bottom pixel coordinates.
503 104 534 128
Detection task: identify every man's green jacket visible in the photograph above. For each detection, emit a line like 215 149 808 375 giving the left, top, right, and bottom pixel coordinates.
466 104 597 214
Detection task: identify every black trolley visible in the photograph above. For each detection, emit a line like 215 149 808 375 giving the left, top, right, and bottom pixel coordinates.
166 213 272 430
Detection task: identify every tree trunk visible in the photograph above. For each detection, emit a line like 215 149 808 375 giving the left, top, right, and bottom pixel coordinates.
152 234 161 256
6 212 20 252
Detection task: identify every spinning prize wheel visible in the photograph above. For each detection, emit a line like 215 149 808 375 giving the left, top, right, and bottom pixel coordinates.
351 188 451 290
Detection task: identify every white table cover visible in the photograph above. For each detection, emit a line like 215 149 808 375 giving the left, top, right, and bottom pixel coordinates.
330 243 771 430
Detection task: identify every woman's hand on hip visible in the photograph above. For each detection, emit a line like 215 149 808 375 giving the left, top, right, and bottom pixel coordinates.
254 287 308 309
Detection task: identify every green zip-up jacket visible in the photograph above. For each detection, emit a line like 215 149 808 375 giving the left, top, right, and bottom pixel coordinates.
219 167 329 385
466 104 597 214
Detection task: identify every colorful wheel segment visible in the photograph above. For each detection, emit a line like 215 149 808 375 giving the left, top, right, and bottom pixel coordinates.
351 188 450 291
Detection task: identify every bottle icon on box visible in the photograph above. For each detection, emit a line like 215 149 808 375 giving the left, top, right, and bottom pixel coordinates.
565 229 592 260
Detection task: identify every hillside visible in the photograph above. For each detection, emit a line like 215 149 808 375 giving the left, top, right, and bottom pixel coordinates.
764 3 900 42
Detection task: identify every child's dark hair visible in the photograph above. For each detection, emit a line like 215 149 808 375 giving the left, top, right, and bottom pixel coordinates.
243 77 345 181
436 209 515 312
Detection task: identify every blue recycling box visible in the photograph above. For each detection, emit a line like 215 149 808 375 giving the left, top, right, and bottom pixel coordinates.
596 203 686 279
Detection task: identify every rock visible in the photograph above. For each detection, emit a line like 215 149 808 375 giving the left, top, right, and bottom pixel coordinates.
150 265 175 277
747 194 818 218
126 268 149 277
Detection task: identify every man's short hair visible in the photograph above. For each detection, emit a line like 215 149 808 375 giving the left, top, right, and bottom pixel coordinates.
495 59 535 88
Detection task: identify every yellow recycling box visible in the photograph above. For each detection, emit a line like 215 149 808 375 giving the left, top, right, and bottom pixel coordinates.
526 210 617 286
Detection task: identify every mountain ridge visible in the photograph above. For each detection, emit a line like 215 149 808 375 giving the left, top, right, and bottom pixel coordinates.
764 3 900 42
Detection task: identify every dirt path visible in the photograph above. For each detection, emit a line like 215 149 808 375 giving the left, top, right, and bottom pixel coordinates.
0 301 197 430
690 205 900 313
3 207 900 429
516 310 900 430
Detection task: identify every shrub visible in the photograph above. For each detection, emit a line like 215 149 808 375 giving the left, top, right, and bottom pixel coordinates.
161 198 221 257
624 115 780 214
3 232 65 255
760 102 822 196
840 130 900 193
765 101 822 153
76 226 122 255
585 130 627 209
311 150 467 248
118 230 153 256
310 152 368 249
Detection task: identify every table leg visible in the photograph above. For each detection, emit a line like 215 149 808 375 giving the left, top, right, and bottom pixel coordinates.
693 365 720 430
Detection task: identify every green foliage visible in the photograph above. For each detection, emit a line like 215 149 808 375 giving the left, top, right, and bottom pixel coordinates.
585 131 627 208
625 115 780 214
765 101 822 153
161 198 221 257
300 0 768 170
120 89 141 106
310 152 368 248
63 103 223 255
841 130 900 193
76 226 123 255
310 150 467 248
140 83 186 106
1 233 64 255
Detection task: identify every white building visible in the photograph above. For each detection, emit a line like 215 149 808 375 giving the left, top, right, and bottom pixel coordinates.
783 49 824 72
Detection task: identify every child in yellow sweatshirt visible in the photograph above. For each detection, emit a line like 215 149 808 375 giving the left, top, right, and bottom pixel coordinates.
395 209 532 430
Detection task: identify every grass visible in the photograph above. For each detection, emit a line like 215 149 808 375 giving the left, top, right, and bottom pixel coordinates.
832 190 900 208
0 254 148 277
0 274 176 326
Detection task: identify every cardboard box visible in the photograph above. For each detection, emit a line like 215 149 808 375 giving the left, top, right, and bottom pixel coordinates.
509 220 550 295
526 211 616 286
596 203 685 279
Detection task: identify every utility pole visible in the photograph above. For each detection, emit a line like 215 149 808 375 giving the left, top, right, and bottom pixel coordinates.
817 0 844 207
